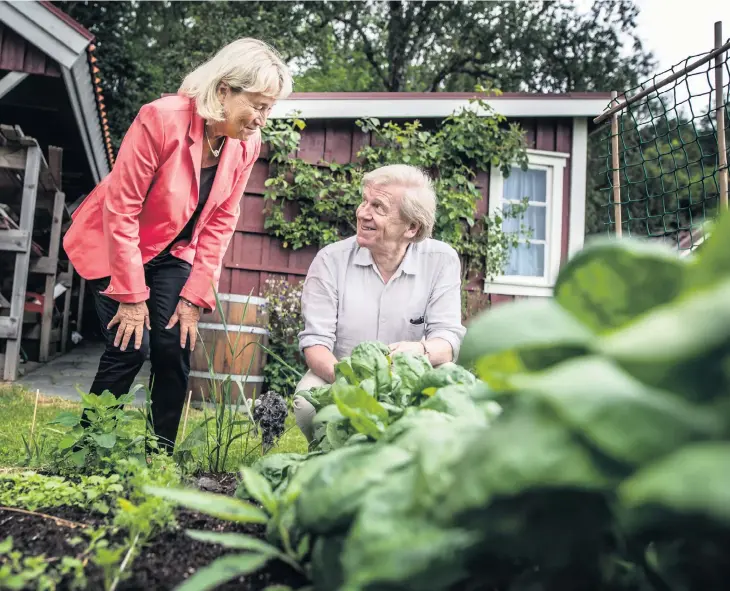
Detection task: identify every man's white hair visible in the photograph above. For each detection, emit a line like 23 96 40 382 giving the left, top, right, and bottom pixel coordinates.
362 164 437 242
178 38 292 122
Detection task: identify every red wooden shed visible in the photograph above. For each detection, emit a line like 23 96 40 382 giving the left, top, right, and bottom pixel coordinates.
222 91 611 311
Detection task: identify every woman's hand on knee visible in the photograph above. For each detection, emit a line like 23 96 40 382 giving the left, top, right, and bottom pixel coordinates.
108 302 151 351
166 297 201 351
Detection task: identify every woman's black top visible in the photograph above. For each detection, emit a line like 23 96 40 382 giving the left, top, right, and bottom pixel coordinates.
163 164 218 252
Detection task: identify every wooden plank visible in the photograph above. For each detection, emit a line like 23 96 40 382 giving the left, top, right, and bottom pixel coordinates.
61 262 73 354
24 325 61 342
555 120 573 262
0 145 28 170
535 119 556 151
0 230 30 252
0 124 24 141
48 146 63 190
4 144 41 381
0 229 30 252
39 191 65 362
0 317 20 339
324 124 353 164
0 26 25 71
29 256 57 274
76 277 86 334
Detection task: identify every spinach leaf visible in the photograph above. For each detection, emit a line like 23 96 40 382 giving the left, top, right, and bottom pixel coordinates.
619 442 730 529
350 342 391 381
513 356 723 466
332 383 389 440
554 238 688 333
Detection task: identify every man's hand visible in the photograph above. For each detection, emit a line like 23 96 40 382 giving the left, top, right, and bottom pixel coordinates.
166 298 201 351
388 341 427 357
108 302 151 351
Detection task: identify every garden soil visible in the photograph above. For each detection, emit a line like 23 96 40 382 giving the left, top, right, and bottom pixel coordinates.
1 473 307 590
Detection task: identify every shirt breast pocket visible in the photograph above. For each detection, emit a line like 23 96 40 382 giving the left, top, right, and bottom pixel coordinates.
404 309 427 341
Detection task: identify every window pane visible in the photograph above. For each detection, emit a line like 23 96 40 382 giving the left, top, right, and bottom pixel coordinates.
505 242 545 277
503 168 547 203
502 205 546 240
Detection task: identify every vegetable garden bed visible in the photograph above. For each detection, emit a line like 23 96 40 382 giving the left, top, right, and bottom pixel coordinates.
1 472 305 591
5 212 730 590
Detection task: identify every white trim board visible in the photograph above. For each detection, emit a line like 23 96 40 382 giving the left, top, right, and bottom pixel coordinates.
568 117 588 257
270 98 607 120
485 149 569 297
0 72 28 100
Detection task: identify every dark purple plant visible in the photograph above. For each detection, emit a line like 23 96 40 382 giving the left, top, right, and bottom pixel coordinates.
253 391 288 448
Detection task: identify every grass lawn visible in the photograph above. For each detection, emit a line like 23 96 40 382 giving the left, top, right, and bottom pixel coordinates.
0 384 308 471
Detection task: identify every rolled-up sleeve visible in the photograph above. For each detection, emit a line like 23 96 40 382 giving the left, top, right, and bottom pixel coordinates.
298 252 338 353
425 250 467 360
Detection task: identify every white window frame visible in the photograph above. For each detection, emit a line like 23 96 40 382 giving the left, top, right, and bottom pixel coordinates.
486 149 569 297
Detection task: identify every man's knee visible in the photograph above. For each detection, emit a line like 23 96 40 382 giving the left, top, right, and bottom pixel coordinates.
292 394 317 443
295 369 328 392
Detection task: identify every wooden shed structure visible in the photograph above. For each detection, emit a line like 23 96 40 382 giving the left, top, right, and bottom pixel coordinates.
222 92 610 310
0 0 111 380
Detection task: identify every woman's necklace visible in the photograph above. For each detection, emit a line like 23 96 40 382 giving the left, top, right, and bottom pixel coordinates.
205 128 225 158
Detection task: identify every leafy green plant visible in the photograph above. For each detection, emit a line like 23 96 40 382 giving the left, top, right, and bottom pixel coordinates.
261 84 531 290
168 212 730 591
47 387 154 473
0 527 111 591
0 535 85 591
146 344 493 589
145 473 307 591
0 471 123 514
296 341 486 451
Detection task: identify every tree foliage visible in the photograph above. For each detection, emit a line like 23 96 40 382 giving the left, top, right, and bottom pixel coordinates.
54 0 654 149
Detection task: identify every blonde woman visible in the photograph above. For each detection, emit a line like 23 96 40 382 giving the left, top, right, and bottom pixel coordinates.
64 38 292 451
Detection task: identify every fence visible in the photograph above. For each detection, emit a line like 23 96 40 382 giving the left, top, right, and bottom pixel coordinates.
593 20 729 255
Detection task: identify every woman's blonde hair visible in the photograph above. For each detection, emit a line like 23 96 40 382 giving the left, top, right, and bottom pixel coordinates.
178 38 293 122
362 164 437 242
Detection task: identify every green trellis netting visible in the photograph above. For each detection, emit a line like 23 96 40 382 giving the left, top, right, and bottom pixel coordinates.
593 39 730 253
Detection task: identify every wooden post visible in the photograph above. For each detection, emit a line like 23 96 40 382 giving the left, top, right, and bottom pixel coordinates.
39 190 65 362
61 262 73 354
76 277 86 334
611 91 623 237
716 21 728 212
3 145 41 381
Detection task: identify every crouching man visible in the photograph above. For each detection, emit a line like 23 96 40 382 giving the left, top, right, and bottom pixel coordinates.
293 164 466 442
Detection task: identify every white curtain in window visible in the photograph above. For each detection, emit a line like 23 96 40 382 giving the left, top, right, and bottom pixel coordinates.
501 168 548 277
503 169 547 202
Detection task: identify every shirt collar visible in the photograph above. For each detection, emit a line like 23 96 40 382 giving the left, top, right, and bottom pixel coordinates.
354 242 419 276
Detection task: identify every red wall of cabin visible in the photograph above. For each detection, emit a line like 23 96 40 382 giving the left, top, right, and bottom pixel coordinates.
219 116 573 315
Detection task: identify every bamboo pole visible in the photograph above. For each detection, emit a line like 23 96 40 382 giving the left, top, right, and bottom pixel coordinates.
181 389 192 439
610 91 623 237
30 389 40 442
716 21 728 212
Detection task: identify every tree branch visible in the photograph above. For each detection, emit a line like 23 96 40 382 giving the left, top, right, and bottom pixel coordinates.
332 12 391 90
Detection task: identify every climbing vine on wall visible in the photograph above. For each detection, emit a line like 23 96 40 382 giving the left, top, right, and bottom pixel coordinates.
261 85 531 285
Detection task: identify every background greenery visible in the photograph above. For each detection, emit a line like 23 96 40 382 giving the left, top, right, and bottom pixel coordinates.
54 0 657 235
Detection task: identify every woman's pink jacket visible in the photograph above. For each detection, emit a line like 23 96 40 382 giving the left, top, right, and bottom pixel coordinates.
63 94 260 311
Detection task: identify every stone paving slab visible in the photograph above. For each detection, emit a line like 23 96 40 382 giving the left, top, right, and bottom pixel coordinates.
15 342 151 405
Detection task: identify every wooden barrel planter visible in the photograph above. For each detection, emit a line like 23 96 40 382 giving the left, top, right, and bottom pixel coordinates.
188 293 268 404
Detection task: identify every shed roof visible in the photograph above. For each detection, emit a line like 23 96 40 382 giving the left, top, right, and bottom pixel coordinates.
0 0 110 181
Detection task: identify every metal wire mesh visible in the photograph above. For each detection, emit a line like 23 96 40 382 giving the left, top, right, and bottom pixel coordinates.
594 39 730 253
